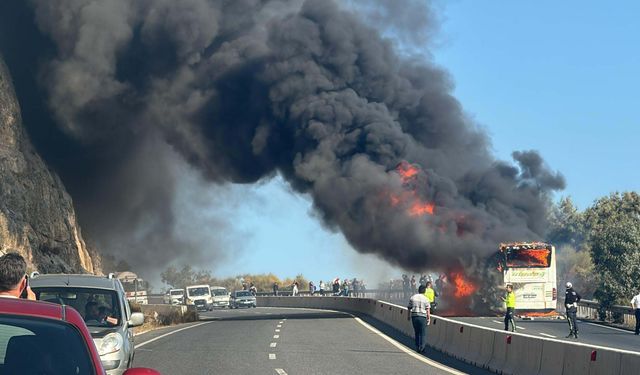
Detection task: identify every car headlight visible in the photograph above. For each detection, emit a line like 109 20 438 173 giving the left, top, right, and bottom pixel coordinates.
98 333 123 356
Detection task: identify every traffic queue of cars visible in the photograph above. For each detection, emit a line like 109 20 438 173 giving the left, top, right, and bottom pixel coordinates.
164 285 256 310
0 273 160 375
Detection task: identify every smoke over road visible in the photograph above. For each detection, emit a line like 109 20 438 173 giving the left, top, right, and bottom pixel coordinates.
0 0 564 274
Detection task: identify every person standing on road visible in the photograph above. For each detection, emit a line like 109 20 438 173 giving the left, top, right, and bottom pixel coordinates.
565 282 581 339
0 252 35 300
631 291 640 335
292 281 299 296
273 282 279 296
502 284 516 332
423 281 438 313
319 280 325 296
408 284 431 353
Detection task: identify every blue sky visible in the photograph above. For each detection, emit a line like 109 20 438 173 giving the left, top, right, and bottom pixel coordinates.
211 1 639 285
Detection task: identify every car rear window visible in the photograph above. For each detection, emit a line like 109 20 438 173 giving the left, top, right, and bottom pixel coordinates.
236 291 252 297
33 287 122 327
170 290 183 296
0 315 94 374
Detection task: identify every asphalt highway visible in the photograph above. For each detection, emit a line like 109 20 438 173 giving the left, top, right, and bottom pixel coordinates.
133 307 492 375
452 316 640 352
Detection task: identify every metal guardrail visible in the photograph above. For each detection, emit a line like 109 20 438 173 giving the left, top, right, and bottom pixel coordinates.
577 299 636 329
256 289 407 300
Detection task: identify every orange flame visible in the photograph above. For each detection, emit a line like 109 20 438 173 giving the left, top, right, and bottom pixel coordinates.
396 161 419 182
391 161 436 217
409 202 435 216
451 272 477 298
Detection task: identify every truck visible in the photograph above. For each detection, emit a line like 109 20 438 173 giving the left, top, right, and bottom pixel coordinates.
116 271 149 305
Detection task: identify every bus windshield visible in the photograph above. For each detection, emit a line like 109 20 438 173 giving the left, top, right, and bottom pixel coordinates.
506 248 551 268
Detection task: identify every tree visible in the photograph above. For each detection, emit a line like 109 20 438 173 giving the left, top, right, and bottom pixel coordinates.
555 245 596 299
547 196 586 247
585 192 640 317
161 265 211 289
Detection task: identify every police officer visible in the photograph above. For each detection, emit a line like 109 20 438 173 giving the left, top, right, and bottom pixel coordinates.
565 282 581 339
502 284 516 332
424 281 438 312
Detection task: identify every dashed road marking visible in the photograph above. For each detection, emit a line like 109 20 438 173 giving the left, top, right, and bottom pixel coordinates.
279 321 284 324
275 329 280 332
273 335 280 339
492 320 502 325
270 342 277 348
539 333 556 338
277 324 282 328
269 353 276 360
275 369 287 375
516 326 526 330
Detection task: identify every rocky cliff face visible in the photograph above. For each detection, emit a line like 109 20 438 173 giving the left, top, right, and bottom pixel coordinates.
0 57 99 273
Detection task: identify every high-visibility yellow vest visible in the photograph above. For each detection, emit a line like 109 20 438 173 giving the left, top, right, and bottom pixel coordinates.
506 291 516 308
424 287 435 303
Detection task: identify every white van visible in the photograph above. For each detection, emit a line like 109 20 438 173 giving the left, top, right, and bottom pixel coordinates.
185 284 212 311
210 286 230 308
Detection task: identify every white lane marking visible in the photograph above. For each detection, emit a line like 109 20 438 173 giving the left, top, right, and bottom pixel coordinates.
135 322 211 349
277 324 282 328
275 329 281 332
350 316 466 375
583 321 633 333
279 321 284 324
275 369 287 375
269 353 276 360
539 333 557 338
516 326 526 330
270 342 277 348
273 335 280 339
492 320 502 324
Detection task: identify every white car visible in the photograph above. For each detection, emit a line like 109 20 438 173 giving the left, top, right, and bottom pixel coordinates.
210 286 230 308
185 285 212 311
163 289 184 305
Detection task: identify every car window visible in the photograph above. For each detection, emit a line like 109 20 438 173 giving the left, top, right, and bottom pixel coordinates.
0 316 94 374
33 287 122 327
236 291 251 297
170 290 183 296
212 289 227 296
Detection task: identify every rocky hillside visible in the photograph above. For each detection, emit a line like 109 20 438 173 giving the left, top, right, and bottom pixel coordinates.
0 57 99 273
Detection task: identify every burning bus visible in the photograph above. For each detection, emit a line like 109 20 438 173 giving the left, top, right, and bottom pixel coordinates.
497 242 557 313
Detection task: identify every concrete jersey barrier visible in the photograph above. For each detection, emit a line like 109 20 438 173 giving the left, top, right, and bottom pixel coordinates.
257 296 640 375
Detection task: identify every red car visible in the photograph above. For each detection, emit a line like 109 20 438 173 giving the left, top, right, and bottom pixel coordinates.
0 297 159 375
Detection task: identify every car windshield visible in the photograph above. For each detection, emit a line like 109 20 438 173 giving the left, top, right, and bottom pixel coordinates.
187 287 210 297
170 290 183 296
0 316 94 374
212 289 227 296
236 291 252 297
33 287 122 327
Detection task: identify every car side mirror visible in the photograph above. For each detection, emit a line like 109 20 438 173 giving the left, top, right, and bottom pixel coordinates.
128 312 144 327
123 368 161 375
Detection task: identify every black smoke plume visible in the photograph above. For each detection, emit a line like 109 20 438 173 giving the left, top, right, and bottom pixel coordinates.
0 0 564 275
